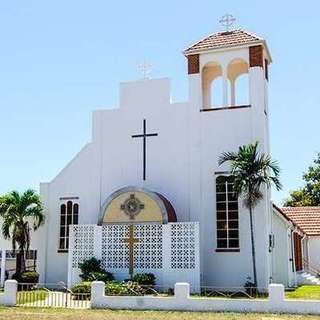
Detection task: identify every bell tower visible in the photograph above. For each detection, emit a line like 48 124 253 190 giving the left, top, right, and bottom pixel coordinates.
184 25 272 152
184 20 273 289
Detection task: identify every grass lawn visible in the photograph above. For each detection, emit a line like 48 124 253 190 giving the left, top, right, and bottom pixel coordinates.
286 286 320 300
0 308 319 320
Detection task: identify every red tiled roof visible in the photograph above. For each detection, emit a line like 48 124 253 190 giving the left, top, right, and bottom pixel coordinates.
184 29 263 55
281 207 320 236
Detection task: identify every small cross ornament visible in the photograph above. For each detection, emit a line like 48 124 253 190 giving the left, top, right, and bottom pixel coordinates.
138 60 152 79
219 14 236 32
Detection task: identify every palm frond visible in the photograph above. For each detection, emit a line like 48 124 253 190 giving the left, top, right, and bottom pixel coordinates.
218 141 282 209
26 205 45 229
2 218 12 240
218 151 239 166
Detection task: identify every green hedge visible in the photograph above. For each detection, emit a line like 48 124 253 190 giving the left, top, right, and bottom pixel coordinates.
12 271 39 284
71 281 144 295
71 281 92 294
71 272 156 296
78 258 114 282
132 273 156 286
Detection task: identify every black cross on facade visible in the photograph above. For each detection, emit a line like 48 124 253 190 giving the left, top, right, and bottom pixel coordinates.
132 119 158 181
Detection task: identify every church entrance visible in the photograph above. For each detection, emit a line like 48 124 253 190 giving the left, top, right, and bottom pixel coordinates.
293 232 303 271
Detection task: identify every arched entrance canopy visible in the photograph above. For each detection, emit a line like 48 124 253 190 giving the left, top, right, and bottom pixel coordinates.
99 186 177 225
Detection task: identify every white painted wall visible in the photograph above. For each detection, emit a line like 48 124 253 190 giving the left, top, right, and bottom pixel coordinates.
40 143 101 284
308 237 320 271
271 210 295 287
193 47 271 289
38 44 275 289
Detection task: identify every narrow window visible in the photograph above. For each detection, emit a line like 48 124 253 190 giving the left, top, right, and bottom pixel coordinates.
216 176 239 251
59 201 79 251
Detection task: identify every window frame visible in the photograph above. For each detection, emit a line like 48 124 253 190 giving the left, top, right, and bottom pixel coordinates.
58 200 79 253
215 175 240 252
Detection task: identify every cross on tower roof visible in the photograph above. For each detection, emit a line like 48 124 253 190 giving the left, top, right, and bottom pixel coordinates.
219 14 236 32
138 60 152 79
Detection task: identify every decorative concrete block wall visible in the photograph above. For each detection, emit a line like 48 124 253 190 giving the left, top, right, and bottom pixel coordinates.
68 222 200 291
91 282 320 315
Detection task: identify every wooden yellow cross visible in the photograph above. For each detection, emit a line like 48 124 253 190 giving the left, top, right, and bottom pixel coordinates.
123 225 139 278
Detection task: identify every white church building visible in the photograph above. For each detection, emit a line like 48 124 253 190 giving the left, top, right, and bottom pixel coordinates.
0 27 308 290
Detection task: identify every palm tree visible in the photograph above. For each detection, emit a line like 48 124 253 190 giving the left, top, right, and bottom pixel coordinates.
0 189 45 274
218 142 281 287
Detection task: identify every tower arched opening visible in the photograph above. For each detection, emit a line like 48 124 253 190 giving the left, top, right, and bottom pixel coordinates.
227 58 249 106
202 61 223 109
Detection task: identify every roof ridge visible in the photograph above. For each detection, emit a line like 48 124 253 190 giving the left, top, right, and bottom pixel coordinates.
182 29 239 54
237 28 263 41
184 29 264 55
282 206 320 210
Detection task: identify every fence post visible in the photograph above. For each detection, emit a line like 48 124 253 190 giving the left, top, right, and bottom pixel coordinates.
2 280 17 306
174 282 190 304
0 250 6 287
269 284 284 307
91 281 105 308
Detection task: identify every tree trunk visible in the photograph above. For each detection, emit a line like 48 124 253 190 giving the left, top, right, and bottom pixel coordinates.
16 248 26 274
20 249 26 273
15 252 22 274
249 205 257 287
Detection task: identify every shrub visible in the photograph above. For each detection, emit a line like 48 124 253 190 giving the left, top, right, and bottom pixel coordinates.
79 258 102 279
72 280 146 297
132 273 156 286
105 281 129 295
105 281 144 296
86 271 114 282
125 281 145 295
71 281 92 294
78 257 114 282
13 271 39 284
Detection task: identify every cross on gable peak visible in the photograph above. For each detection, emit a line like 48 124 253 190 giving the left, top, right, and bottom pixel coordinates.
219 14 236 32
138 60 152 79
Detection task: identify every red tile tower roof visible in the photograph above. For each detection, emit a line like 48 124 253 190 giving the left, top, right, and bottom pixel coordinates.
281 207 320 236
184 29 265 55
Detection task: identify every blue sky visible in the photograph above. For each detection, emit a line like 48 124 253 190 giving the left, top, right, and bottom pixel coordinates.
0 0 319 204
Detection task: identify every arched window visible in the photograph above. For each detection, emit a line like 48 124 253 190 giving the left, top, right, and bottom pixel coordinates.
216 176 239 251
59 201 79 251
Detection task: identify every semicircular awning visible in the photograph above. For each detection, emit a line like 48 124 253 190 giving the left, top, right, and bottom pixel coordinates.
99 186 177 225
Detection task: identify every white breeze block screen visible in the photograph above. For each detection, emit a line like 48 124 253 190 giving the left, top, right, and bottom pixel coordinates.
68 222 200 291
